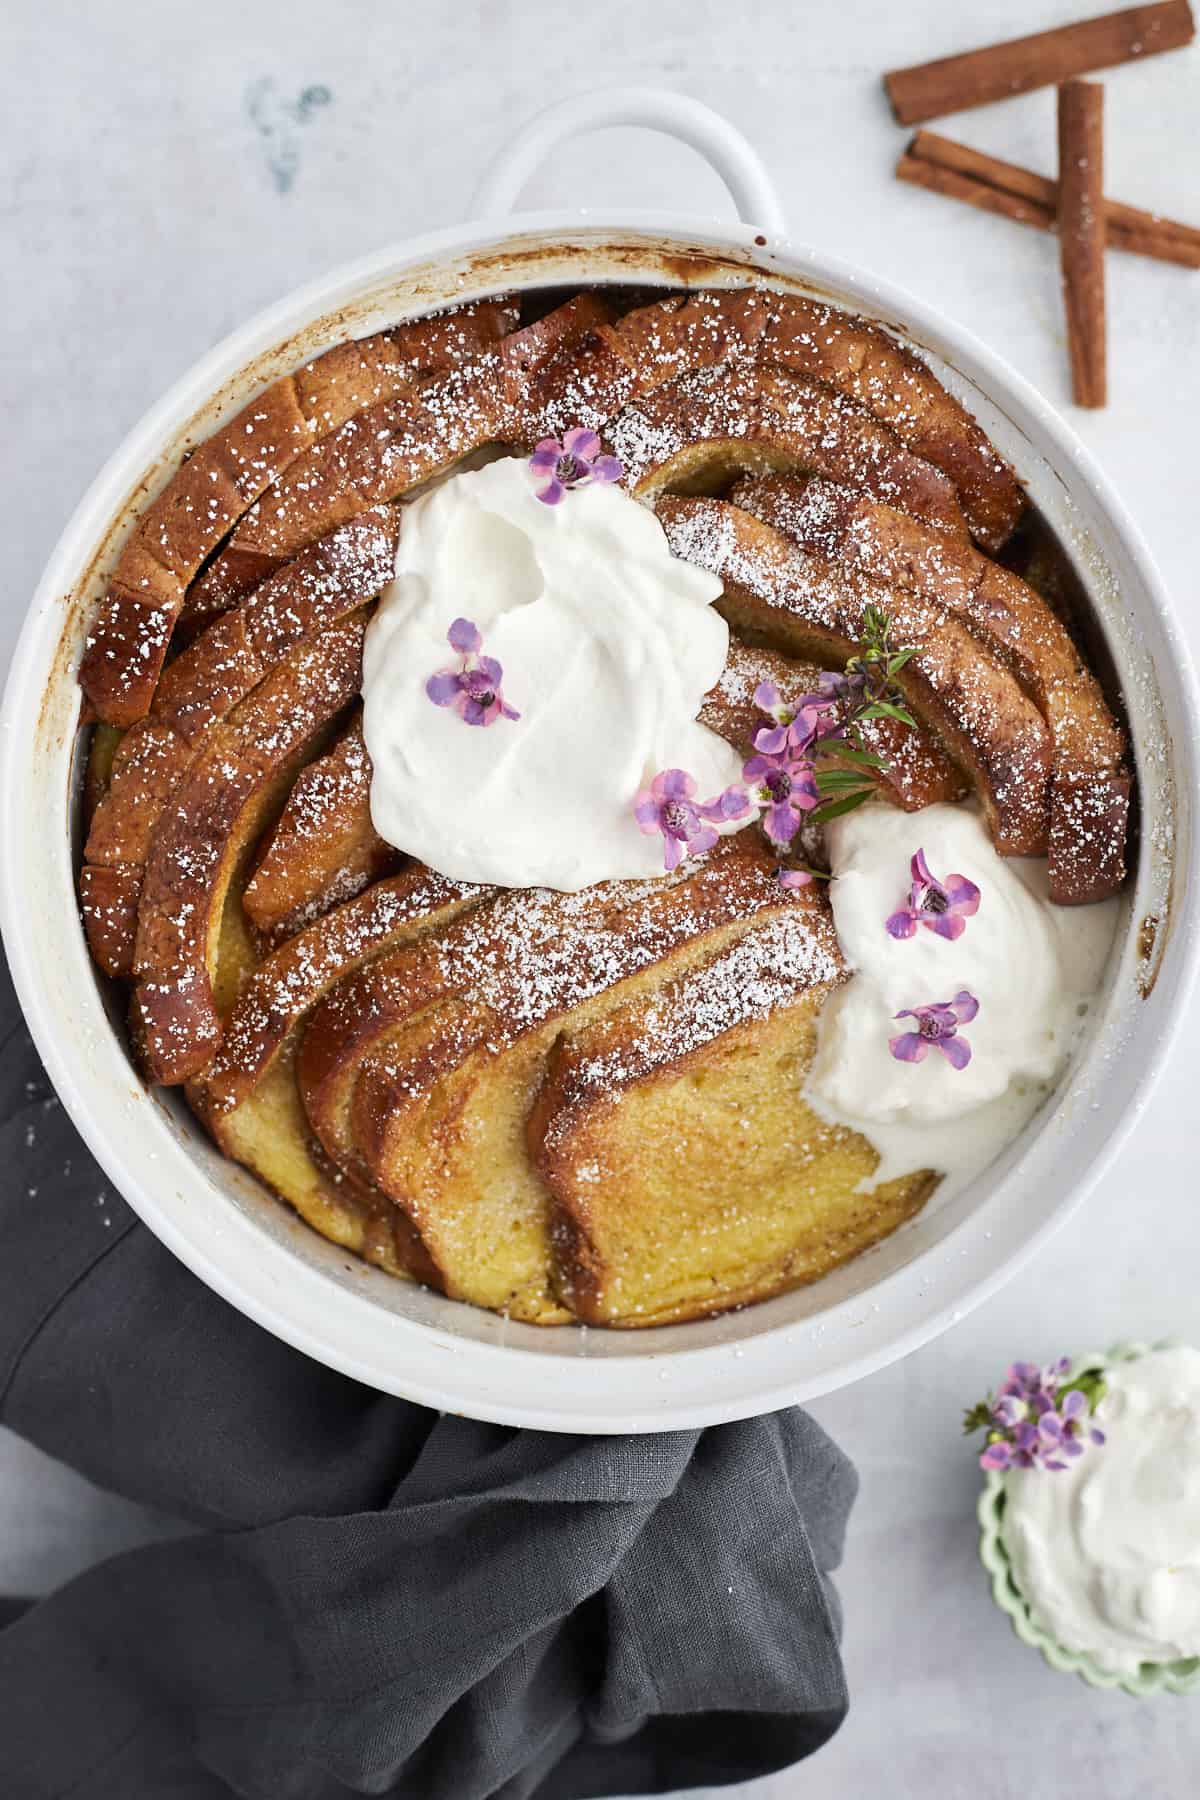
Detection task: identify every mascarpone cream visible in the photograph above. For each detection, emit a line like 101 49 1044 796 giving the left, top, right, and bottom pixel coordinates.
361 457 744 889
1002 1346 1200 1675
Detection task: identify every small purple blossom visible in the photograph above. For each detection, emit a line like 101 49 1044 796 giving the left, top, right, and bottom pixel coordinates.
816 666 868 708
966 1358 1107 1474
752 680 841 752
634 770 749 873
742 727 820 846
425 617 520 728
528 427 623 505
886 848 981 941
777 867 814 890
888 989 979 1070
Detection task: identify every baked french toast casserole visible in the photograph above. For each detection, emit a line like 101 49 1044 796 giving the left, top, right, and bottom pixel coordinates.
75 284 1131 1327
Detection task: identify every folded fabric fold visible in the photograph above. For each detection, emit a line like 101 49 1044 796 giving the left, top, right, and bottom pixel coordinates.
0 949 855 1799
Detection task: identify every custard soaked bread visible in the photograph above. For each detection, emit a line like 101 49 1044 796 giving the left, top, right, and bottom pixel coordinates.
238 639 962 967
299 838 799 1320
189 866 486 1278
530 914 935 1326
361 850 816 1321
73 278 1129 1329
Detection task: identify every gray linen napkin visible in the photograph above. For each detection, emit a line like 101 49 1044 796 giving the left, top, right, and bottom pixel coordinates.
0 948 854 1799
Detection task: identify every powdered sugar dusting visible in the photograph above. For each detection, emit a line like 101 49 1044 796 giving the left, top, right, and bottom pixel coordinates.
559 908 843 1106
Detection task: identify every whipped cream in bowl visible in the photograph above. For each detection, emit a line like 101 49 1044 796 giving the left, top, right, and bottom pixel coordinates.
996 1346 1200 1682
361 455 744 890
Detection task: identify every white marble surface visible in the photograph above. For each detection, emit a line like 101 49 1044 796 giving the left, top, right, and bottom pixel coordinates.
2 2 1199 1794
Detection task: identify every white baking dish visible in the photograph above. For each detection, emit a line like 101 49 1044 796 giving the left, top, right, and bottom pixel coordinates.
1 89 1195 1432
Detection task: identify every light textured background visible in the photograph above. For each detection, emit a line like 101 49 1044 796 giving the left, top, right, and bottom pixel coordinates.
2 3 1198 1795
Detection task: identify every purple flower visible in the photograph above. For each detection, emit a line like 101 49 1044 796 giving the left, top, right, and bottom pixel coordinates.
777 867 814 890
752 680 840 753
965 1356 1107 1474
886 848 981 941
1018 1358 1066 1389
425 617 520 728
742 728 820 847
528 427 623 505
888 989 979 1070
1040 1387 1107 1457
634 770 749 873
817 666 868 707
979 1438 1016 1472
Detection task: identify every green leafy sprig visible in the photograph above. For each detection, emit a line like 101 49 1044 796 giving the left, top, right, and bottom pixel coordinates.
810 607 918 824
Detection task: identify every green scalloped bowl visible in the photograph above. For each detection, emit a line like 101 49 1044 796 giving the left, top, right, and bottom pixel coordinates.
978 1341 1200 1697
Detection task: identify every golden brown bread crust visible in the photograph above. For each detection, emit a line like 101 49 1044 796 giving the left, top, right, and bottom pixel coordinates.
295 872 693 1307
532 289 1023 546
730 474 1124 762
611 361 967 536
206 294 612 596
82 510 397 977
497 292 614 408
528 907 935 1325
84 720 193 881
658 494 1053 856
730 473 1130 901
131 611 368 1083
79 862 142 978
225 369 501 567
183 547 278 627
179 305 607 629
242 712 396 943
296 922 473 1187
1048 768 1134 908
702 639 966 813
295 843 794 1315
295 866 693 1221
79 299 515 726
194 865 483 1119
596 289 1025 548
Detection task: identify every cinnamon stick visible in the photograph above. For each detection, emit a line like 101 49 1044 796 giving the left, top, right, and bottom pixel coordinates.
896 130 1200 269
1058 82 1107 407
885 1 1194 126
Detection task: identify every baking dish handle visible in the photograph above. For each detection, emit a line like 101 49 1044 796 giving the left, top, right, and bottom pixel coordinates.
471 87 786 237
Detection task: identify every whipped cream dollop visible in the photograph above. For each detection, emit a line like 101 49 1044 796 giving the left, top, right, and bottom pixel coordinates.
1002 1347 1200 1674
361 457 744 889
806 802 1118 1195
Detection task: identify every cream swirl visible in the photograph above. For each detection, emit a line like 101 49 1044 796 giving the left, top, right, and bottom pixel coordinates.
361 457 744 890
